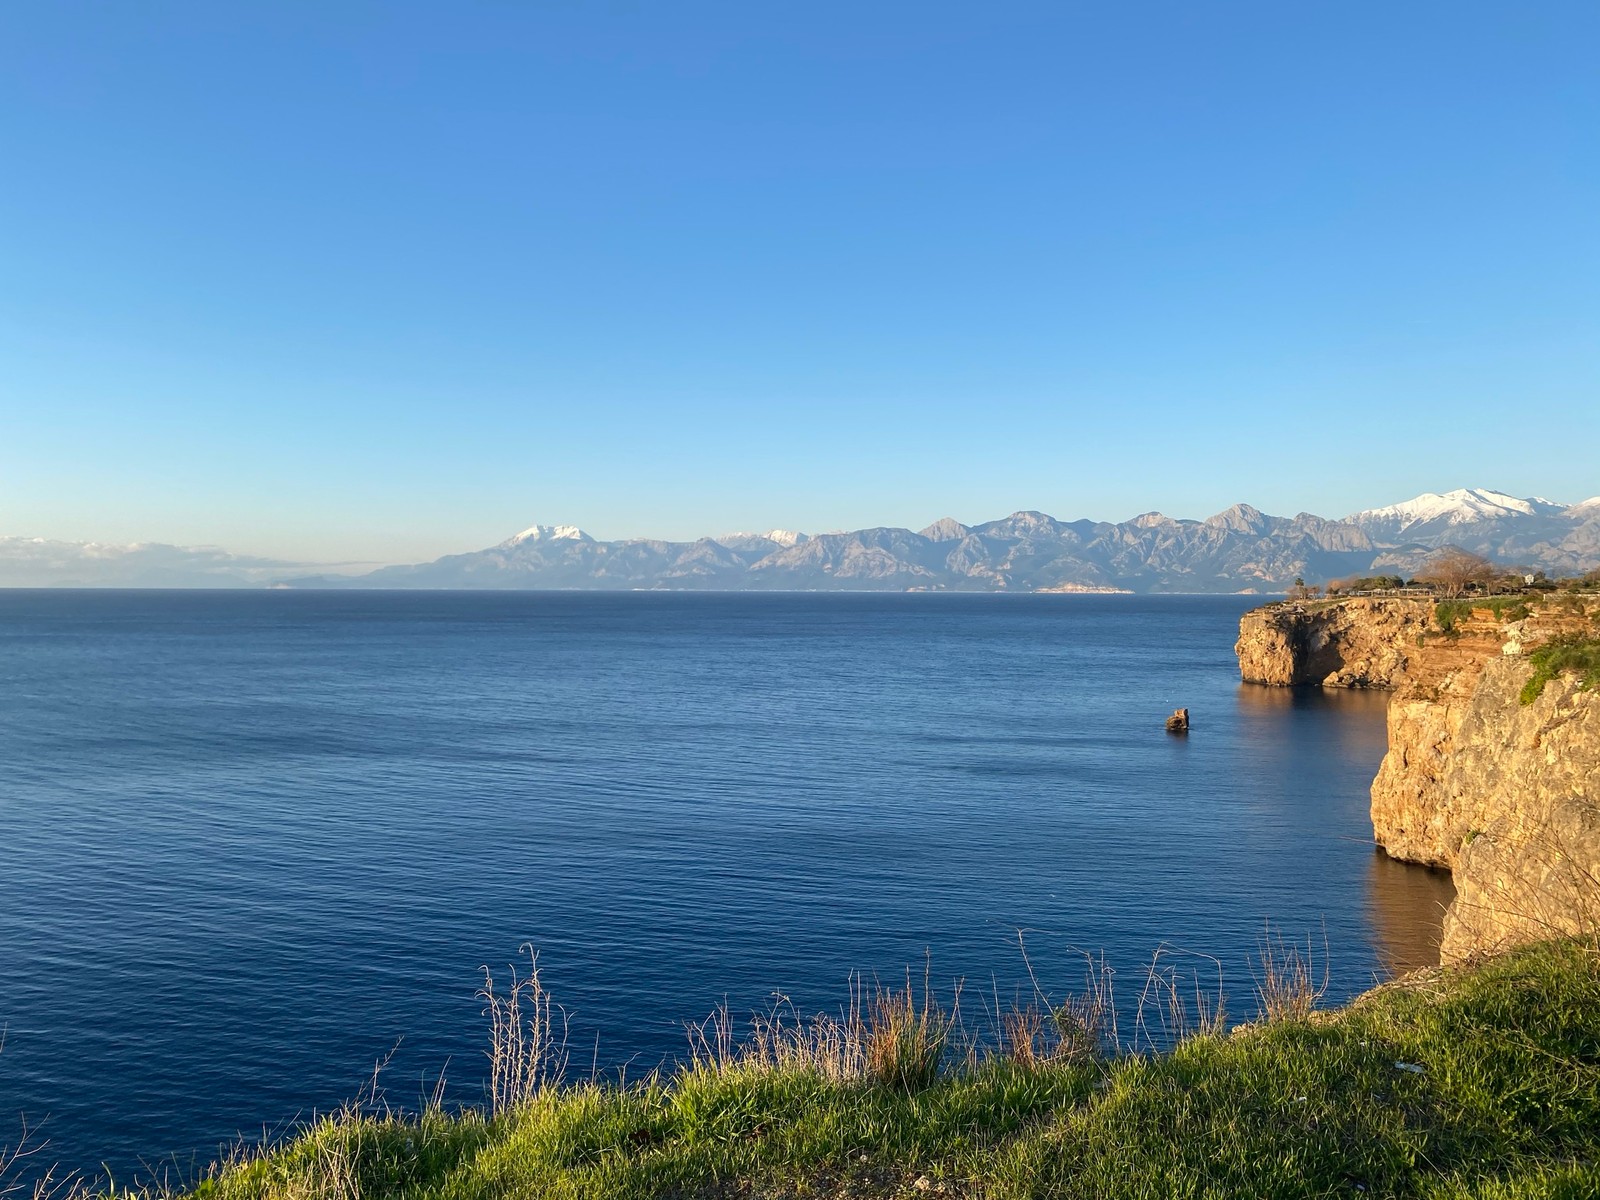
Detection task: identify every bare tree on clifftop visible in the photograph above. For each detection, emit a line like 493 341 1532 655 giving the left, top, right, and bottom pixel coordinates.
1419 548 1497 598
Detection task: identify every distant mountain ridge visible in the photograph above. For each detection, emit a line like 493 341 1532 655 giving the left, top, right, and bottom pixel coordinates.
0 535 315 588
290 487 1600 594
6 488 1596 591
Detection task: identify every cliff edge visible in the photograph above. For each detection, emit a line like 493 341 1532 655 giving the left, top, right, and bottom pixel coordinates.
1235 598 1430 687
1237 595 1600 962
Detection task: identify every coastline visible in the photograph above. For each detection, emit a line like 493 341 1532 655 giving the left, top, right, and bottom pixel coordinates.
6 592 1597 1197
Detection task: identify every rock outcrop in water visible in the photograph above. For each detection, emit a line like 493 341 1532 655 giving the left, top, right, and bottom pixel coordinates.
1236 596 1600 962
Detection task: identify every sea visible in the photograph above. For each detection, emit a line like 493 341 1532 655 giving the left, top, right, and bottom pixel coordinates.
0 590 1454 1185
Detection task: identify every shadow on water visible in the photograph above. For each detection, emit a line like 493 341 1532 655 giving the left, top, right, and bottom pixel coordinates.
1367 849 1456 973
1232 682 1453 970
1234 677 1391 722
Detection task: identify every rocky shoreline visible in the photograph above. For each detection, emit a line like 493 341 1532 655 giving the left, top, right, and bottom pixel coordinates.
1237 595 1600 962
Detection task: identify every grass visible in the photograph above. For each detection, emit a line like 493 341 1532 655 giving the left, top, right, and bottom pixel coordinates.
1520 633 1600 705
22 939 1599 1200
1433 596 1534 634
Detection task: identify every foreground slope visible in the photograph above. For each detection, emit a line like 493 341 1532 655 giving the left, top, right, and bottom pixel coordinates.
178 940 1600 1200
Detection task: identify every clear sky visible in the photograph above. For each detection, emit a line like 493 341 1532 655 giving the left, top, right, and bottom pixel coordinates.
3 2 1596 564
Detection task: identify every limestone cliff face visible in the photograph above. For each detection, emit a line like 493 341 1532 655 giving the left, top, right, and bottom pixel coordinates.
1369 618 1600 961
1237 596 1600 963
1437 667 1599 960
1234 598 1431 687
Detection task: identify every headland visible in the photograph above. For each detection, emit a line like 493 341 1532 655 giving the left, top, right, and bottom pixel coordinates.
1238 592 1600 962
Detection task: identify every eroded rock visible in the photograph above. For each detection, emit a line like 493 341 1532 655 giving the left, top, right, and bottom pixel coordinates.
1236 595 1600 963
1235 598 1431 688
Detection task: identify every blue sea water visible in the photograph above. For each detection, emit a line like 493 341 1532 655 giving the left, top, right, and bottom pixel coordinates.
0 590 1452 1184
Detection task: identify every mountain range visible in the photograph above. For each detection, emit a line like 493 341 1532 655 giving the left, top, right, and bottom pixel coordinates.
0 535 317 589
6 489 1596 593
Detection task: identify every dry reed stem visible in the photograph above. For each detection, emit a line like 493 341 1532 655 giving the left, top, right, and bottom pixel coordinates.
1130 945 1227 1051
2 1030 85 1200
1010 936 1119 1061
1251 926 1328 1023
478 946 569 1116
1451 805 1600 960
687 964 958 1090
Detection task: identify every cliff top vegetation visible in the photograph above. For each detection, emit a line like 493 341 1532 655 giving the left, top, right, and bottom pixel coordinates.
13 939 1599 1200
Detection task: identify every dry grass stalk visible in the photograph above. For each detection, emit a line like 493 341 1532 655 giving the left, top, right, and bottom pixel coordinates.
2 1031 84 1200
1454 806 1600 959
291 1117 363 1200
997 1004 1049 1067
863 973 949 1091
1060 950 1119 1058
479 945 569 1116
1006 938 1119 1062
1251 927 1328 1023
739 983 868 1083
687 967 957 1091
0 1119 60 1200
1131 945 1226 1051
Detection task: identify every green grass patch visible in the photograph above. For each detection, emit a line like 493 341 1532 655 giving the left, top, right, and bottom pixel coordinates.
1520 633 1600 705
89 940 1600 1200
1434 596 1534 633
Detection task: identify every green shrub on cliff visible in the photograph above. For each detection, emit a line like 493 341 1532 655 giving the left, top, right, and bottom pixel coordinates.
1521 634 1600 705
1434 600 1472 633
1434 595 1535 634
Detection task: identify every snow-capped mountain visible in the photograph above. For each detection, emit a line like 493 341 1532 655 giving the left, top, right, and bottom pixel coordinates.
716 529 809 550
319 487 1595 592
302 503 1394 593
10 486 1598 591
1345 488 1600 575
1345 489 1569 542
501 524 592 546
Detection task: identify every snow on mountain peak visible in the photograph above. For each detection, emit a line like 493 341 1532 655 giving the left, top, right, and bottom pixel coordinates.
717 529 808 547
503 523 590 546
1347 488 1568 531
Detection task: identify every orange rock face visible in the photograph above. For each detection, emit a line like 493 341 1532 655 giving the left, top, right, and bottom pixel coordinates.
1235 598 1431 688
1238 596 1600 962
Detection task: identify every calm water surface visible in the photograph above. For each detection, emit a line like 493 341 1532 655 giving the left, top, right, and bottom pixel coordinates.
0 591 1451 1182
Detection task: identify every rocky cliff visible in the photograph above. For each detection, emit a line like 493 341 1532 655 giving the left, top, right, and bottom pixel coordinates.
1371 604 1600 961
1237 596 1600 962
1234 598 1431 687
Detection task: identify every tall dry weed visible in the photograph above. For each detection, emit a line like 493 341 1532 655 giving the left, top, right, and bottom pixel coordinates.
1003 938 1119 1062
1450 807 1600 959
1133 945 1227 1049
863 976 949 1091
688 966 956 1091
1251 927 1328 1023
478 946 568 1115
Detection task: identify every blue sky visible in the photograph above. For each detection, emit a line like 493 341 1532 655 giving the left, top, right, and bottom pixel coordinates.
3 2 1596 563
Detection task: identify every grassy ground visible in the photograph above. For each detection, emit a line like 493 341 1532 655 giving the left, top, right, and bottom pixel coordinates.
143 939 1600 1200
1521 634 1600 704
